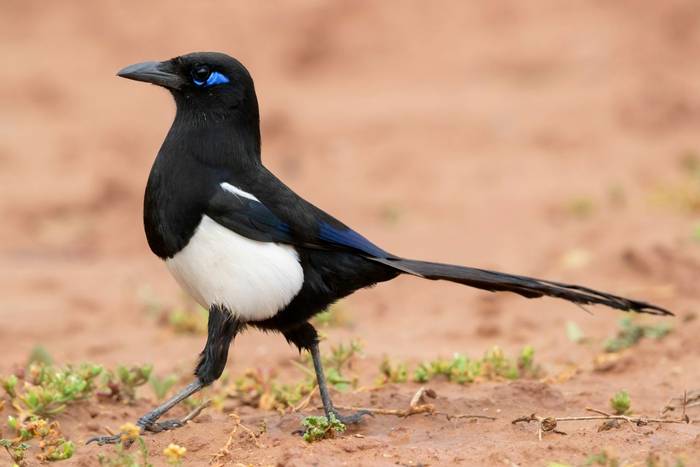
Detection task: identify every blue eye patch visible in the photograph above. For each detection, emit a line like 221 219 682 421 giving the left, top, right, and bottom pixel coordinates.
193 71 230 87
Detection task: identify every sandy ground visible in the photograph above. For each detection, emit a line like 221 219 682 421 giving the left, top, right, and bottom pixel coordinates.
1 1 700 465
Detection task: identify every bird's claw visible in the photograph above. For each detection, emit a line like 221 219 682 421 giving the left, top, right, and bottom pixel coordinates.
86 434 129 446
141 418 184 433
331 409 373 425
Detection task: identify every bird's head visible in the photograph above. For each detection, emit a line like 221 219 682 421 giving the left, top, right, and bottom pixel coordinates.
118 52 258 123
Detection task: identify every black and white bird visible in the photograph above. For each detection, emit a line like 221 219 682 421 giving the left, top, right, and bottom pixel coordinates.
89 52 670 444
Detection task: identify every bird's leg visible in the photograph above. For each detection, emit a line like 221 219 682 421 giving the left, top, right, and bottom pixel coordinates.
285 322 371 425
135 380 204 432
309 339 371 424
87 305 241 446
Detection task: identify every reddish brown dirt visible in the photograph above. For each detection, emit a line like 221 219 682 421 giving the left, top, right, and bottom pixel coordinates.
2 1 700 465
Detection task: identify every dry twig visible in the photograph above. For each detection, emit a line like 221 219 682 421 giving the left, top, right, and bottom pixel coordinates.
292 386 318 412
210 413 264 466
322 387 497 421
180 400 212 424
513 400 691 440
662 389 700 416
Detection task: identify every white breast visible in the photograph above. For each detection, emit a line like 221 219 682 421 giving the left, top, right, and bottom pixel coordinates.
165 215 304 321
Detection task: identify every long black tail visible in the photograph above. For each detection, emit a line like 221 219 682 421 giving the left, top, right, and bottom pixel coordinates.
370 257 672 316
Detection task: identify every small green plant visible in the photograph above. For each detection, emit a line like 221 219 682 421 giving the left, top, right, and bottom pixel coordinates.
229 340 362 411
3 416 75 464
149 374 177 401
41 439 75 461
302 414 346 442
413 363 430 383
378 357 408 384
315 339 363 391
414 353 481 383
414 356 463 383
99 365 152 402
0 438 29 465
6 363 103 417
604 317 671 352
325 340 362 370
231 368 315 411
610 390 631 415
1 374 18 398
517 345 537 374
482 346 519 379
446 354 482 383
413 346 540 384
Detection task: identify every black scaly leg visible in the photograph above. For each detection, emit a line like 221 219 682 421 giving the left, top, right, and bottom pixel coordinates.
88 305 241 446
284 322 371 425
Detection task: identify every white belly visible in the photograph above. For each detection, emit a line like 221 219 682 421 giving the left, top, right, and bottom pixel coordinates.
165 215 304 321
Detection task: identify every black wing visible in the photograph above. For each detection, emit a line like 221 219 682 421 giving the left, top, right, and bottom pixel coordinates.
206 185 393 258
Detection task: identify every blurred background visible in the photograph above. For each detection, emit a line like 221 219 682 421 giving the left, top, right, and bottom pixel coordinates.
1 1 699 463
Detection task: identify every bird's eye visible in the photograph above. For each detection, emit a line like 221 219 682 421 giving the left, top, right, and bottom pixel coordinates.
191 65 211 85
191 65 230 88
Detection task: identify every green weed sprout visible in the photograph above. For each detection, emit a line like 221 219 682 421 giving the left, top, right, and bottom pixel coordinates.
604 317 671 352
610 390 631 415
3 416 75 463
100 364 152 402
149 374 177 401
1 374 18 398
11 363 103 417
412 346 539 384
229 340 362 411
41 439 75 461
378 357 408 384
0 438 29 465
302 413 346 442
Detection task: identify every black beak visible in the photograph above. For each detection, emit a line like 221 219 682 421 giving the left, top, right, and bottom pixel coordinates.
117 61 185 90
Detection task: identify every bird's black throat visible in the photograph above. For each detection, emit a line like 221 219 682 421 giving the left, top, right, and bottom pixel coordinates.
143 100 262 259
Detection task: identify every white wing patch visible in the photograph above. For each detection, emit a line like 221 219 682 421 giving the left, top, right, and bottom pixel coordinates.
166 215 303 321
220 182 259 202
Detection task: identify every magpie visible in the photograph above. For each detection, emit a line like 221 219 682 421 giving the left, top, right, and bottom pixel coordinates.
89 51 670 445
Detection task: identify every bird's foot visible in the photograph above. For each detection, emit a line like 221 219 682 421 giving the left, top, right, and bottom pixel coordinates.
86 401 210 446
85 433 124 446
136 411 188 433
330 408 373 425
86 418 188 446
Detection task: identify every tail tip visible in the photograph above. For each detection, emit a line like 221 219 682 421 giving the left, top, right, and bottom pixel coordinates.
633 303 673 317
